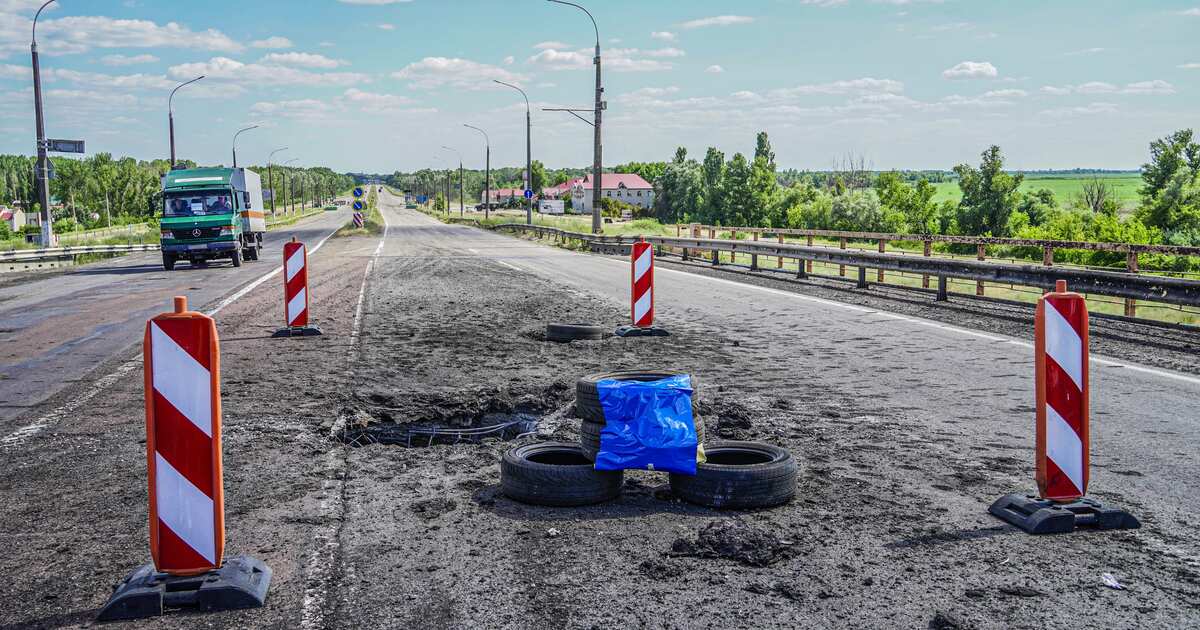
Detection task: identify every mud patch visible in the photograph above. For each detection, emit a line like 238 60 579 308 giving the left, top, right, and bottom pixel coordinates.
669 519 795 567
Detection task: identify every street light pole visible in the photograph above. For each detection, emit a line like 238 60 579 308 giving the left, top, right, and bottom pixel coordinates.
267 147 288 217
168 75 204 168
31 0 57 248
441 145 465 217
494 80 533 225
232 125 258 168
548 0 602 234
284 158 297 215
464 124 490 220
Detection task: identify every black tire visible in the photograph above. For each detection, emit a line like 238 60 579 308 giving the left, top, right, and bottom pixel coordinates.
579 409 705 462
546 323 606 342
501 442 623 507
230 248 242 268
576 371 697 423
162 253 176 271
669 441 798 510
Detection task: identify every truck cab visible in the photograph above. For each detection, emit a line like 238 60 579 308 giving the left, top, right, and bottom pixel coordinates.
159 167 266 270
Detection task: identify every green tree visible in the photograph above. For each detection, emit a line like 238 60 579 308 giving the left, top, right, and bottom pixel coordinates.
722 153 754 226
748 155 778 227
654 150 703 223
953 145 1023 236
754 131 775 170
529 159 547 193
700 147 725 224
1140 129 1200 204
874 171 939 233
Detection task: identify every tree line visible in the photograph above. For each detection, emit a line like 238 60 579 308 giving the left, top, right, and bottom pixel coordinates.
0 153 355 239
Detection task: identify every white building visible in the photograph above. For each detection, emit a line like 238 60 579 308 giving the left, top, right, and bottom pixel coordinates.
570 174 655 215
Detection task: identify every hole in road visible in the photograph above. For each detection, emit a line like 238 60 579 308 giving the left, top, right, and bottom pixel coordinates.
338 384 570 448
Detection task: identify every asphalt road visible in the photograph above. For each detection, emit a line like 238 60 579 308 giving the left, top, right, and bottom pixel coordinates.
0 190 1197 628
0 207 351 425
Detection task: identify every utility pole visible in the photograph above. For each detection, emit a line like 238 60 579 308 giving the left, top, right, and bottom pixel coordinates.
494 80 533 225
168 75 204 168
548 0 602 233
464 124 490 220
31 0 56 248
442 145 465 217
268 147 288 216
284 159 297 215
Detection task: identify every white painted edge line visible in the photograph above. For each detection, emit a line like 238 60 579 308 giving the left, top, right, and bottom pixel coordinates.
1 216 347 447
351 203 390 345
496 260 523 272
585 253 1200 388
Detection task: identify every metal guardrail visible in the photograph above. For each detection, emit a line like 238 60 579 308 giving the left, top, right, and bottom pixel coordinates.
493 223 1200 309
0 243 159 263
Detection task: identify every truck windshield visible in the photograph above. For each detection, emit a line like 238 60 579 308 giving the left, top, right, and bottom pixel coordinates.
164 191 234 217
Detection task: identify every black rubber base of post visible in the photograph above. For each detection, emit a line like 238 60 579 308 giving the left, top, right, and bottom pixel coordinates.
272 325 323 338
614 325 670 338
988 493 1140 535
97 555 272 622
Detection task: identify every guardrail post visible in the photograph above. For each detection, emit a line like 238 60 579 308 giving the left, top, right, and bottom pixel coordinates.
1125 252 1139 317
839 238 847 277
806 236 814 274
922 240 932 288
976 244 986 296
1043 246 1054 267
731 230 738 264
751 232 759 270
857 266 869 289
877 239 887 283
937 275 948 301
777 234 784 268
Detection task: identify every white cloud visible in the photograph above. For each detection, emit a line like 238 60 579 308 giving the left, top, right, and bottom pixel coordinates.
705 65 724 73
338 0 414 3
378 23 396 31
392 57 529 89
1039 102 1118 118
730 90 761 100
1179 8 1200 16
100 54 158 66
47 68 176 90
1180 62 1200 69
644 48 686 58
1040 80 1175 96
942 61 998 80
679 15 754 29
528 47 674 72
169 57 369 86
1040 85 1072 96
1123 79 1175 95
0 15 244 56
503 55 515 65
533 41 571 50
769 77 904 98
0 63 29 79
259 52 346 69
1076 81 1118 94
650 31 676 41
251 36 292 49
250 99 333 120
342 88 417 112
982 89 1027 98
800 0 849 6
1065 47 1106 56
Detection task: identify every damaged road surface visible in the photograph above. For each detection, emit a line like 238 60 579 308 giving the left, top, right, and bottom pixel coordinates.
1 189 1198 629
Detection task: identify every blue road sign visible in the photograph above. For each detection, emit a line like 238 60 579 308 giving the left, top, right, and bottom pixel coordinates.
353 187 364 198
353 200 365 211
524 189 534 199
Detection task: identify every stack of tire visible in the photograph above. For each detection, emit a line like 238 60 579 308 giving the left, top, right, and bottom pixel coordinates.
501 370 798 509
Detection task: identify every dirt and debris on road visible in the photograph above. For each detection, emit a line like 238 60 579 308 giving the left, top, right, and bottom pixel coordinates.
0 198 1196 629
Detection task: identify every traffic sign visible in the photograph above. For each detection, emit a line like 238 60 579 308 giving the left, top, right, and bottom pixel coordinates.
47 139 85 154
353 187 364 198
524 189 534 199
353 200 365 211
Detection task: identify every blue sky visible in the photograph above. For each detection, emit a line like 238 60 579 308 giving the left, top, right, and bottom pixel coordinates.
0 0 1197 173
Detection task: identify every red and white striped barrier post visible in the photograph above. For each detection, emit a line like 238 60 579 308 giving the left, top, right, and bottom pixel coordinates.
988 280 1138 534
631 239 654 328
100 296 271 621
1035 279 1089 501
616 238 668 337
274 237 322 337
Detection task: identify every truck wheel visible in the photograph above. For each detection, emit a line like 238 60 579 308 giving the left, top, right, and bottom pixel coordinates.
231 248 242 268
162 253 176 271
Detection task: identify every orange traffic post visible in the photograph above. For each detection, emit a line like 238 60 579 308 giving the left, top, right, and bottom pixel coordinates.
99 297 272 621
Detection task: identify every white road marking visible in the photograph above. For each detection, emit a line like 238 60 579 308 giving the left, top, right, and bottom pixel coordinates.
497 260 523 272
1 215 345 447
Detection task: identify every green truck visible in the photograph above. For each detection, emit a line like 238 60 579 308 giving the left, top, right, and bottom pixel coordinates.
159 167 267 270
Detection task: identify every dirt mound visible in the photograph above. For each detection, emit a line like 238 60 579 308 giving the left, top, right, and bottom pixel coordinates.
669 519 794 567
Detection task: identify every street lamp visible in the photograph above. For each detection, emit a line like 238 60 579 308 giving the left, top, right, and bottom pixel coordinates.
267 147 288 216
547 0 603 234
31 0 57 248
168 75 204 168
441 145 465 217
464 124 490 220
231 125 258 168
284 158 297 215
494 79 533 225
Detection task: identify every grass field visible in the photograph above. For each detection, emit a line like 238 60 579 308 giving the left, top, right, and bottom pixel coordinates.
932 172 1143 211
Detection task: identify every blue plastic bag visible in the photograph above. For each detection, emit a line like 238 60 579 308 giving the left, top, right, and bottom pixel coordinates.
594 374 699 474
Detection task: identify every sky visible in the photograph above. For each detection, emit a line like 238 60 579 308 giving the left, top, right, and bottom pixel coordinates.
0 0 1197 173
